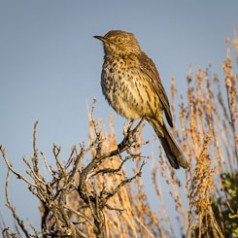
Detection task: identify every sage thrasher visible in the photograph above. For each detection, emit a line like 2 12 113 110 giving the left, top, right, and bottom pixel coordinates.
94 30 189 169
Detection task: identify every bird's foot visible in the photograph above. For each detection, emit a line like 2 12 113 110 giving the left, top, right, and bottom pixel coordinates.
124 118 144 141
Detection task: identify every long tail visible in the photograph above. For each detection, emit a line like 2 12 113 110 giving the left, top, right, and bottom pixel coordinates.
149 120 189 169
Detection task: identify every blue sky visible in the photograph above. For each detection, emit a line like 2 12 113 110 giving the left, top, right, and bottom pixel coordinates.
0 0 237 233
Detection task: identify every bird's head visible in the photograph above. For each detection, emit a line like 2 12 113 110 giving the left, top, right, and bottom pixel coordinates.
94 30 141 56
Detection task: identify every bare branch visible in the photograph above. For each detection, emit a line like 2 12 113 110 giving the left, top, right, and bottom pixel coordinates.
5 170 31 238
103 160 146 203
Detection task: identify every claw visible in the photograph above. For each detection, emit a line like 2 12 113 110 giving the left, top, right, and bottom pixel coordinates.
127 120 134 133
126 117 144 137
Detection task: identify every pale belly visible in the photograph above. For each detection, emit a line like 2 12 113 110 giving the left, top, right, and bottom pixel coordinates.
101 66 162 121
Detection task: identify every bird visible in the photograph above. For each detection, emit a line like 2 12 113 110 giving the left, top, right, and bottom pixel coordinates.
94 30 189 169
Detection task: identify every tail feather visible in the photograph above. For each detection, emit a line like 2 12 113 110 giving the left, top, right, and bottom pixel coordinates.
150 120 189 169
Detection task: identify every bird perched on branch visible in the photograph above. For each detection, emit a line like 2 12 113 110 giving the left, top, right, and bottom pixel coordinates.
94 30 189 169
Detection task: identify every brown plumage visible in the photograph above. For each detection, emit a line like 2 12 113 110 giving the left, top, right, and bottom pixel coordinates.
94 30 189 169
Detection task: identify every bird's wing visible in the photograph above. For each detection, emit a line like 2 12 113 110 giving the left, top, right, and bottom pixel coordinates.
138 52 173 127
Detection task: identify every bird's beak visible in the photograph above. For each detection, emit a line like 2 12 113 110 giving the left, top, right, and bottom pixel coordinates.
94 35 106 42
